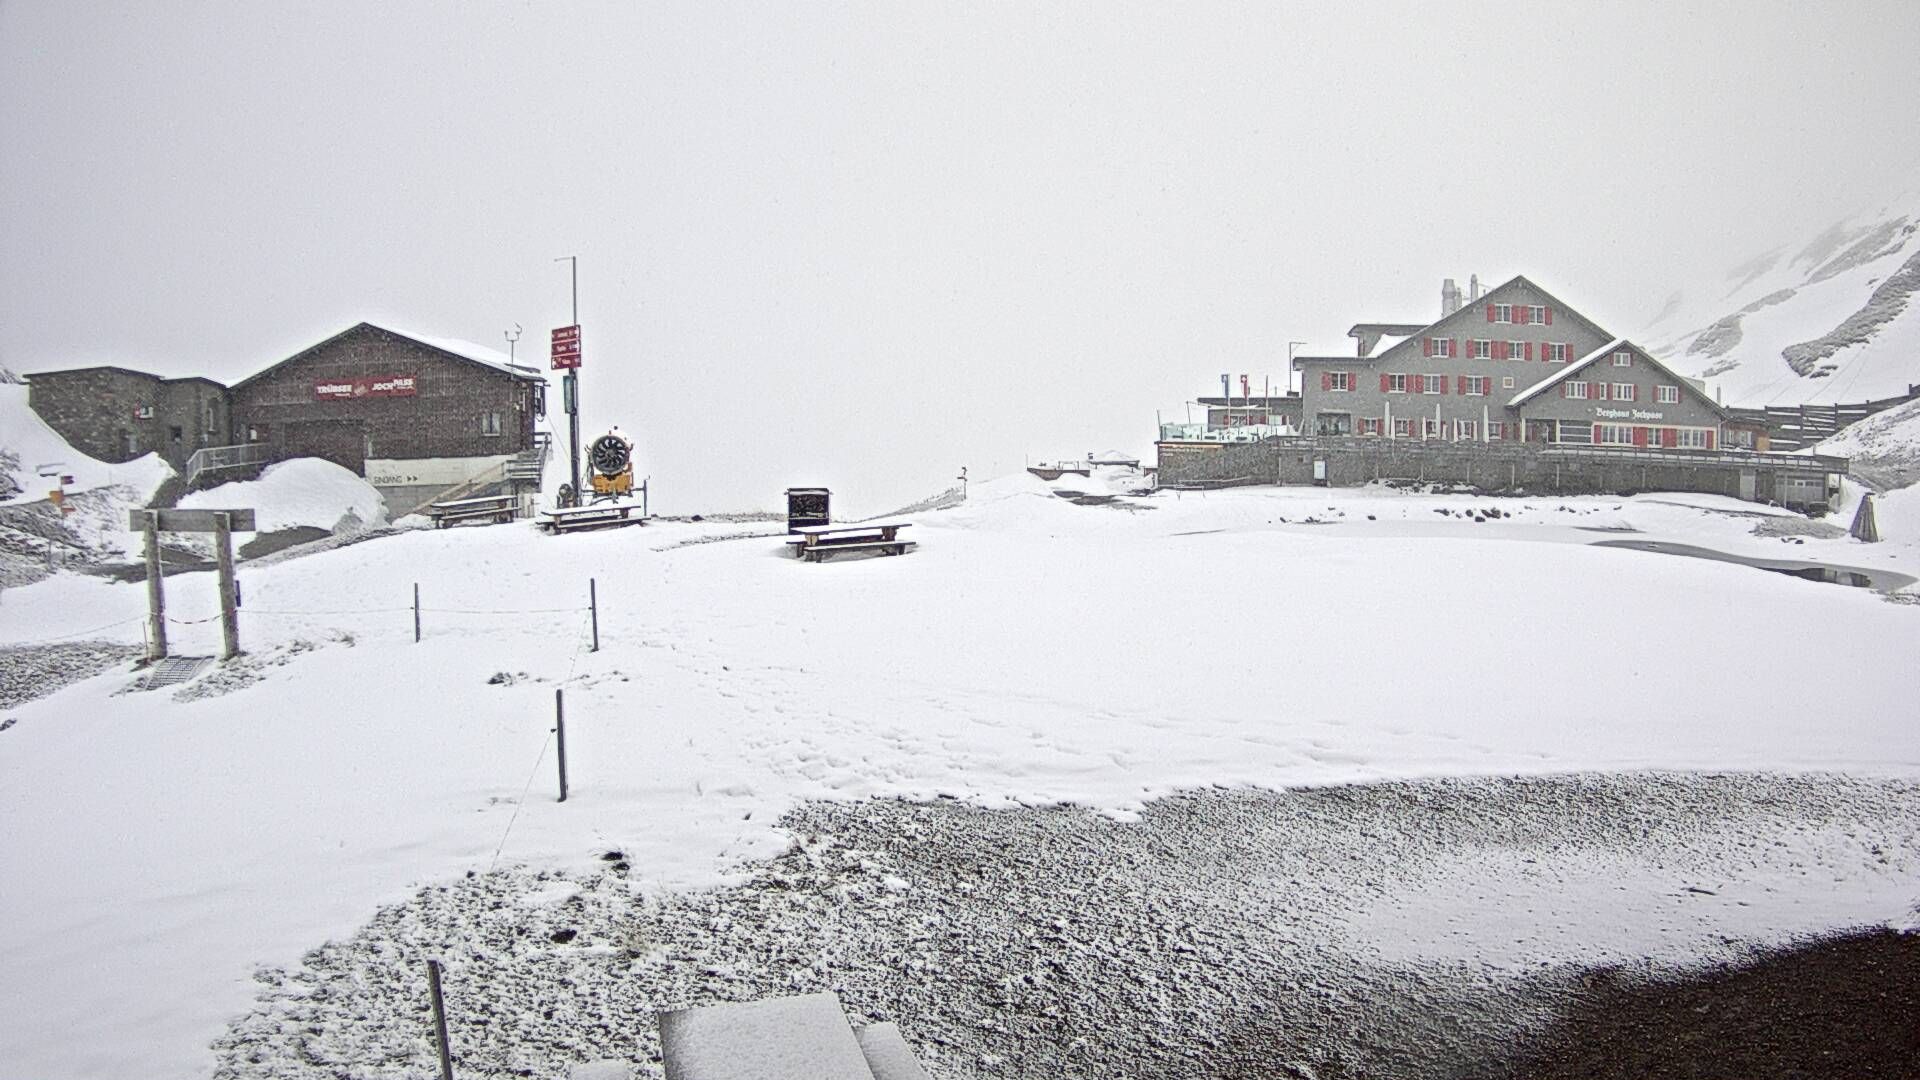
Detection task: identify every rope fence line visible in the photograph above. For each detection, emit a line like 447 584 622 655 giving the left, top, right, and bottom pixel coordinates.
489 604 598 872
1 615 147 648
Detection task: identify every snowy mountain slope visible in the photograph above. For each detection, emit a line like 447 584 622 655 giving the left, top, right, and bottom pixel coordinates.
2 475 1917 1078
1645 192 1920 407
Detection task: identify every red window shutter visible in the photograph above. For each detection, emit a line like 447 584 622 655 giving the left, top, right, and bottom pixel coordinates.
1493 340 1505 361
1559 381 1566 398
1593 424 1603 444
1525 342 1534 361
1706 429 1716 450
1452 338 1460 358
1380 374 1390 392
1486 302 1497 322
1662 428 1677 448
1457 375 1467 395
1423 337 1433 357
1633 427 1648 448
1321 371 1331 392
1439 376 1449 395
1544 307 1554 325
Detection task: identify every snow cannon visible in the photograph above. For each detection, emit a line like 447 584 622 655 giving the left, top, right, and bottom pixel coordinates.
587 428 636 501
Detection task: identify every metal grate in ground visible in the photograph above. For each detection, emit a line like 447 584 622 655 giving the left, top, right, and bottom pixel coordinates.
134 656 210 691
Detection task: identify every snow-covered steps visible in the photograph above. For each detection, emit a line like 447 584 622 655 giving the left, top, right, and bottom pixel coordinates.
657 992 929 1080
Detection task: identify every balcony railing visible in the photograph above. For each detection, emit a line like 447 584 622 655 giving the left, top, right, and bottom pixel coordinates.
184 442 272 487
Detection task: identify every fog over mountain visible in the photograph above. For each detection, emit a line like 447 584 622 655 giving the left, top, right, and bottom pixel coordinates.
1646 191 1920 408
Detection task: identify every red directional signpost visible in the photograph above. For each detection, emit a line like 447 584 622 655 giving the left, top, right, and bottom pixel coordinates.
550 324 581 370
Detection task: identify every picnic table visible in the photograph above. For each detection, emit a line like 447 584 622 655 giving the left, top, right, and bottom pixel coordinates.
782 521 914 562
537 501 648 534
427 495 519 528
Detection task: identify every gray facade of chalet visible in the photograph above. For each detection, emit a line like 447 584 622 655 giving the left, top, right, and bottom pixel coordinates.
25 367 230 471
1156 275 1847 512
229 323 545 475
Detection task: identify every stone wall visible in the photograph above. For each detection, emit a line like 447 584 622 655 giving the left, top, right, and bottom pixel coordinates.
1156 437 1843 512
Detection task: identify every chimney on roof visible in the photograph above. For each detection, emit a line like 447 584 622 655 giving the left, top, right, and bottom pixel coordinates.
1441 278 1462 317
1469 274 1483 303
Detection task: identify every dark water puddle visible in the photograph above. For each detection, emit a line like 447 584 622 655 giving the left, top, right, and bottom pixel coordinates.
1592 539 1915 593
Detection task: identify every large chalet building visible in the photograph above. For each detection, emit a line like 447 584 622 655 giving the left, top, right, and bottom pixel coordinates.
1156 274 1845 511
1290 275 1756 450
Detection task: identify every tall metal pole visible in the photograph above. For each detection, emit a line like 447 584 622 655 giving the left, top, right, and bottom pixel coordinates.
426 959 455 1080
556 256 581 506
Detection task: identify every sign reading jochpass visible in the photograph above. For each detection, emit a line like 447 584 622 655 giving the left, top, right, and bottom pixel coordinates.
551 324 582 370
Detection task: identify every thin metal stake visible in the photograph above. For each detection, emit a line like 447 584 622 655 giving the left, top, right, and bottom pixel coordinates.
589 578 599 652
426 959 454 1080
555 688 569 803
413 583 421 643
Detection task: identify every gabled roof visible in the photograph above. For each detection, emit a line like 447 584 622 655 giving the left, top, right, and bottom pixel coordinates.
1386 274 1616 358
1296 275 1618 370
1507 338 1729 416
232 322 545 391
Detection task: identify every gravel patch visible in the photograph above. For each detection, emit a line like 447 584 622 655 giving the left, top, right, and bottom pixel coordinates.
209 773 1920 1079
0 640 141 711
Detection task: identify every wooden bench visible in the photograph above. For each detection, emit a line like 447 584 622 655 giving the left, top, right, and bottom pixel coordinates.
536 501 647 534
783 521 914 562
427 495 519 528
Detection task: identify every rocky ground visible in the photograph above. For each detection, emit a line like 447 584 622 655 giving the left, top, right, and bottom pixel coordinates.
0 640 141 715
208 774 1920 1080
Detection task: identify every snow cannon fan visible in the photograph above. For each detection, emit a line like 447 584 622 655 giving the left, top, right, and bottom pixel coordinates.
587 429 636 502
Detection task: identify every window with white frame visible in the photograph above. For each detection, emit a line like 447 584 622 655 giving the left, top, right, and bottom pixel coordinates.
481 410 503 436
1493 303 1512 323
1329 371 1353 391
1315 412 1352 436
1613 351 1633 367
1393 417 1413 437
1502 376 1516 389
1428 337 1455 357
1596 424 1633 445
1488 422 1504 441
1508 341 1526 360
1422 418 1442 438
1465 376 1489 396
1655 384 1680 404
1420 374 1445 394
1612 383 1636 402
1546 342 1568 362
1470 338 1493 359
1388 373 1407 393
1676 428 1709 449
1360 417 1382 436
1528 305 1546 324
1565 380 1589 400
1455 419 1478 440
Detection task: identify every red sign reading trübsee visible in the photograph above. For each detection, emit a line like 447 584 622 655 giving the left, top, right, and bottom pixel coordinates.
314 374 417 400
551 324 582 370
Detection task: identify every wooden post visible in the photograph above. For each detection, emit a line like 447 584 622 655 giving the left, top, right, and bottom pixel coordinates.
143 511 167 663
414 583 421 643
555 688 569 803
426 959 455 1080
215 512 240 659
589 578 599 653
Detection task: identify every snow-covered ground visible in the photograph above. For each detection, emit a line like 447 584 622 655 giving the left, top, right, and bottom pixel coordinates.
2 472 1918 1078
177 458 388 536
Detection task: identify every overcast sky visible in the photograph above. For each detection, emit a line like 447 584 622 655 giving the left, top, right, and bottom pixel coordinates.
4 2 1917 513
